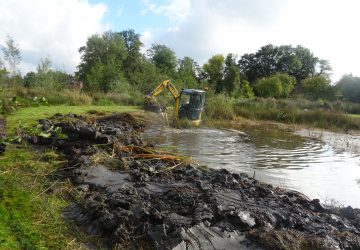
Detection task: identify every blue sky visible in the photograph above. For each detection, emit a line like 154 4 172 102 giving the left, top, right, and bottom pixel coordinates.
88 0 169 33
1 0 360 82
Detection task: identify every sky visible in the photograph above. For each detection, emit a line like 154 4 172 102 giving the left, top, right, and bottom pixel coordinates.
0 0 359 83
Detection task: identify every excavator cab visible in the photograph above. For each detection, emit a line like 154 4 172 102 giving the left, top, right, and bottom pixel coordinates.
179 89 206 122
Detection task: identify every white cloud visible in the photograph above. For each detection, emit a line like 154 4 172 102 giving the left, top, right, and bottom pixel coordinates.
117 5 124 17
141 0 190 22
140 30 153 53
148 0 360 82
0 0 107 74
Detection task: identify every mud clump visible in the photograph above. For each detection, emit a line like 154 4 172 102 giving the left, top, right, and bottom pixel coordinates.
26 112 360 249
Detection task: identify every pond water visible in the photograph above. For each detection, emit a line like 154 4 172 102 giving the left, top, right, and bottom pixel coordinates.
143 123 360 208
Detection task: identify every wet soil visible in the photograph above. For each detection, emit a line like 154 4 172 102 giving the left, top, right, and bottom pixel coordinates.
25 112 360 249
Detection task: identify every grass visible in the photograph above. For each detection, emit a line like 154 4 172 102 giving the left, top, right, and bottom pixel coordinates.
6 105 139 134
0 145 79 249
202 96 360 131
233 98 360 131
1 86 145 107
349 114 360 119
1 105 139 249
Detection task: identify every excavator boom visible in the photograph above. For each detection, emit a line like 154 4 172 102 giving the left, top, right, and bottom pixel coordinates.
145 80 180 118
146 80 180 99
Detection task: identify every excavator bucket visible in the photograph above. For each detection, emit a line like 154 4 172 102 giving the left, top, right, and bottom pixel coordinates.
144 100 166 113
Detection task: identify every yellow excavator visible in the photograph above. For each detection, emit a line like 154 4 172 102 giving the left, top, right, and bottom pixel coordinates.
144 80 207 125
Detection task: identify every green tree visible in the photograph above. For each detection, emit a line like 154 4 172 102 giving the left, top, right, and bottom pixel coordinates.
147 44 177 76
23 71 37 87
203 54 224 92
315 59 332 80
232 80 254 98
336 74 360 103
120 29 143 82
76 31 128 92
255 73 295 98
223 53 240 94
238 44 330 84
176 56 199 89
293 45 318 82
37 57 52 74
301 75 334 100
238 44 279 83
0 58 7 86
1 36 21 86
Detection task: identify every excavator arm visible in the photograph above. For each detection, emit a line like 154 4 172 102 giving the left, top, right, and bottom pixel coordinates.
145 80 180 119
146 80 180 99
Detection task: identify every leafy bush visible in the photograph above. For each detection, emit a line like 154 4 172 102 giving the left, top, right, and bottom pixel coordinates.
301 76 335 100
255 73 295 98
232 80 254 98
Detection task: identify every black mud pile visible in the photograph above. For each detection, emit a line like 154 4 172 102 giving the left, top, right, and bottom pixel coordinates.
27 113 360 250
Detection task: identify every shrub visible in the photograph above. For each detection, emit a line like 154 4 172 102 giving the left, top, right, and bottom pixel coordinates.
301 76 335 100
255 73 295 98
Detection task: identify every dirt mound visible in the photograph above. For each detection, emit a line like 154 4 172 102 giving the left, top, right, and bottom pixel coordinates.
25 113 360 249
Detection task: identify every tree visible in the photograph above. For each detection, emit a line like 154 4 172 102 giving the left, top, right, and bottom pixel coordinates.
223 53 240 94
203 54 224 92
23 71 37 87
301 76 334 100
238 44 279 83
35 57 55 87
1 36 21 80
255 73 295 98
120 29 143 81
176 56 199 89
0 58 7 86
293 45 318 82
336 74 360 103
37 57 52 74
147 44 177 76
315 59 332 80
240 80 254 98
238 44 329 85
76 31 128 92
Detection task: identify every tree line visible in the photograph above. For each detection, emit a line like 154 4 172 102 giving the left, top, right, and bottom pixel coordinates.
1 30 360 103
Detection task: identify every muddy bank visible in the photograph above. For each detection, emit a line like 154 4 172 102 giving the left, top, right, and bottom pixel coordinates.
26 112 360 249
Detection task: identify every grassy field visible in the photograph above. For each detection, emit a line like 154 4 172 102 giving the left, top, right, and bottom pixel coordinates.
1 105 139 249
349 114 360 118
6 105 139 132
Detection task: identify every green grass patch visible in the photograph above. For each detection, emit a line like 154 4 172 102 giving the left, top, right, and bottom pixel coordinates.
0 145 79 249
6 105 139 134
349 114 360 118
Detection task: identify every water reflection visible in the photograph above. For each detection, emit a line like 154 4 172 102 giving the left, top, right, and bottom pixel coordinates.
144 125 360 208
